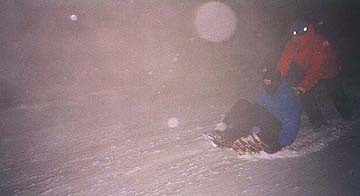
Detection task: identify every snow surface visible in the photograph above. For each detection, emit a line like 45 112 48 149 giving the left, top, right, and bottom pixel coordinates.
1 1 360 195
0 91 359 196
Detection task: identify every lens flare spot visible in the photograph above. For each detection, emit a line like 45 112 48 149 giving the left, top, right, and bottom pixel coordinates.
194 1 237 42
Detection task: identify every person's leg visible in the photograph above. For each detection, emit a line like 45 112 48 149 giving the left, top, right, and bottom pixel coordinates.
221 99 259 138
211 99 259 147
299 89 327 128
256 105 283 153
326 76 353 120
214 98 283 153
226 103 283 154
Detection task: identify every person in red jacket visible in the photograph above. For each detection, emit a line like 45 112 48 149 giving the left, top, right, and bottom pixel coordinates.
277 20 353 128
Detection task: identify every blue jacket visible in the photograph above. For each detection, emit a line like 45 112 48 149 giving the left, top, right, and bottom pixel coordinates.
256 81 302 146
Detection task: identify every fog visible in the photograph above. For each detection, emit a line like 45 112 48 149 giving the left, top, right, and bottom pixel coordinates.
0 1 292 107
1 1 359 195
1 0 357 105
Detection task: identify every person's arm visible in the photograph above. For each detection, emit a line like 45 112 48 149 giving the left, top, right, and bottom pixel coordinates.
297 51 325 92
277 40 296 78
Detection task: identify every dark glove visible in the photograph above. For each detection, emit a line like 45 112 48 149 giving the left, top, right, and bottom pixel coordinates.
286 62 305 87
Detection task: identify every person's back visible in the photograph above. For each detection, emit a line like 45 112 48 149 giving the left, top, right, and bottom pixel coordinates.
256 68 302 147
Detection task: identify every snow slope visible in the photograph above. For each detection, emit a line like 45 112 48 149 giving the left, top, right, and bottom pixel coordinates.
1 1 360 195
1 91 359 196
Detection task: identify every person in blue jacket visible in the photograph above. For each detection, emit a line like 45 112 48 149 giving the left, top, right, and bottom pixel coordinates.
209 67 302 154
256 67 302 148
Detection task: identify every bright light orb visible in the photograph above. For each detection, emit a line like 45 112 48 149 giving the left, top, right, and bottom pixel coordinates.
194 1 237 42
70 14 78 21
168 118 179 128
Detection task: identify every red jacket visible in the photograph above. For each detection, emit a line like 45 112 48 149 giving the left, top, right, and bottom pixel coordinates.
277 24 339 91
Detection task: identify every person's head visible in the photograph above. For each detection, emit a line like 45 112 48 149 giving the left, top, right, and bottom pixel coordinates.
289 20 314 43
262 67 281 95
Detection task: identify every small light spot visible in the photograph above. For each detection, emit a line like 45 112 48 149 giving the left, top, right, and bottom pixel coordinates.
168 118 179 128
69 15 78 21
